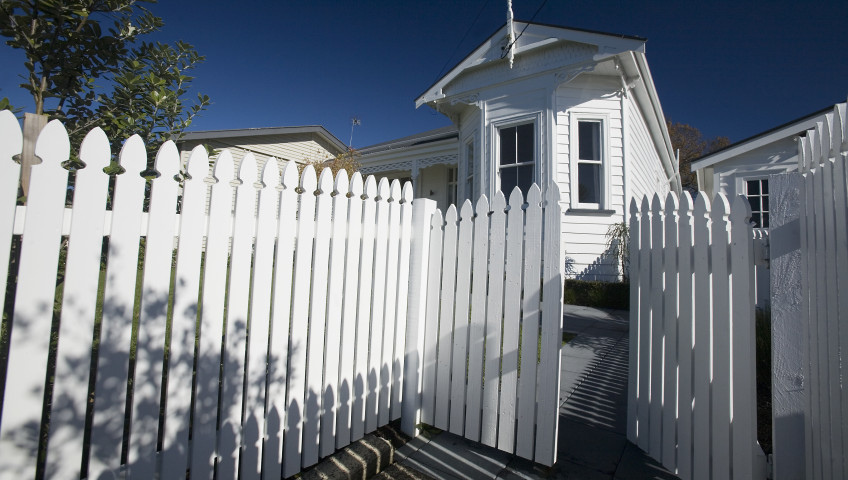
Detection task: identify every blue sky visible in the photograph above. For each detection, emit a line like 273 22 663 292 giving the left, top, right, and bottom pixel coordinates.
1 0 847 149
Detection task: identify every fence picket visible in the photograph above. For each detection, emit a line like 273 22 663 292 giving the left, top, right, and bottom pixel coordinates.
450 200 474 434
481 192 507 447
516 185 542 459
421 208 444 427
801 172 819 480
649 194 664 459
435 204 458 430
0 120 69 478
834 154 848 480
627 199 641 444
322 169 349 456
380 180 402 426
89 135 147 480
692 194 711 480
0 111 21 329
365 178 390 434
219 153 261 480
392 182 415 420
730 195 756 479
710 195 732 480
677 192 695 480
465 195 490 441
45 127 110 479
338 172 364 447
661 193 679 472
498 187 525 453
637 196 651 451
159 145 209 479
190 151 236 479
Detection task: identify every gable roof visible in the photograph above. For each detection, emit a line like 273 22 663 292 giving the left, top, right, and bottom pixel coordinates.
179 125 347 154
416 20 647 108
690 105 834 171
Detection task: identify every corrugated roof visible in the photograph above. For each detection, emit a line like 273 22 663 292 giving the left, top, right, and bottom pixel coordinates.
358 126 459 155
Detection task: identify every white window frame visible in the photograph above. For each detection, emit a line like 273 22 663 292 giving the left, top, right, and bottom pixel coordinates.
461 135 476 202
569 112 610 210
492 113 540 197
743 177 770 229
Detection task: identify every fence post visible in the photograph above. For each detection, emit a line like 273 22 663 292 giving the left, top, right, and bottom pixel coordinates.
769 171 806 480
401 198 438 437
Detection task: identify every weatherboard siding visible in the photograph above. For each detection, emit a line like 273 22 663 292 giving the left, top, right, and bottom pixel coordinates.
625 95 669 203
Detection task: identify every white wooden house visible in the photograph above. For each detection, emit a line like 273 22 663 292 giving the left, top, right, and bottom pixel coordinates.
360 21 680 281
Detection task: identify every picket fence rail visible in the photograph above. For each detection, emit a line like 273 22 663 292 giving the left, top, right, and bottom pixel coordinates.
0 111 563 479
627 191 766 480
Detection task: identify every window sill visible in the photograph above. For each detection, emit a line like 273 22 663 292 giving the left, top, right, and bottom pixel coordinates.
566 208 617 216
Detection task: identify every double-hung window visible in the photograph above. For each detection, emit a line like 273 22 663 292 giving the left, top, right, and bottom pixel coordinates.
464 139 476 202
498 123 535 195
576 119 604 208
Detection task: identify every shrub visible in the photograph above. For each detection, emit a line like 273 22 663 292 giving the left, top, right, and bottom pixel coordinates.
563 279 629 310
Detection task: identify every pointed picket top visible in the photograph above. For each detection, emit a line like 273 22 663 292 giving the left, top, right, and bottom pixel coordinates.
640 196 650 217
363 175 377 200
79 127 110 172
798 137 809 172
299 163 317 194
0 109 22 159
240 153 260 190
508 186 524 211
664 191 679 214
445 203 458 226
389 179 401 203
212 149 235 187
694 191 710 219
730 194 753 225
711 193 730 222
833 103 847 153
35 119 70 162
349 171 364 198
185 144 209 182
527 183 541 207
459 199 473 221
259 156 277 191
821 114 833 160
803 130 816 171
118 135 147 175
679 191 694 217
280 160 298 191
401 180 413 204
152 140 180 183
812 123 823 166
377 176 390 201
334 167 349 195
629 198 639 218
475 194 490 217
651 193 662 215
317 166 333 195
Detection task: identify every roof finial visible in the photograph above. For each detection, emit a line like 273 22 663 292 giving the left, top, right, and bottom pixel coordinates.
507 0 515 68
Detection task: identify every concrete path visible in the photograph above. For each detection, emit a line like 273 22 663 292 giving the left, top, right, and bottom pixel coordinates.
389 305 680 479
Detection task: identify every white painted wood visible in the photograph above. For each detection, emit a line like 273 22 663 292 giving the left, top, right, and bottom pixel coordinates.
435 204 458 430
449 200 474 435
535 185 562 466
421 208 444 427
0 110 22 324
637 196 652 451
465 195 490 441
241 158 278 480
0 120 68 478
322 169 349 456
627 199 641 444
649 194 664 459
812 161 832 480
351 175 376 442
219 153 260 480
710 195 732 480
730 195 757 479
159 145 209 479
191 151 236 479
127 141 180 479
366 178 390 434
303 168 333 467
263 161 298 479
400 196 437 436
45 128 109 479
88 135 147 480
481 192 506 448
392 181 414 421
801 172 819 480
380 180 402 427
283 165 317 477
677 192 695 480
661 192 679 472
498 187 524 453
692 193 711 480
338 172 364 446
516 185 542 459
834 154 848 480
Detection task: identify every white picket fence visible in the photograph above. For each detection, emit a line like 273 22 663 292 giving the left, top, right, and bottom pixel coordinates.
627 191 766 480
0 111 563 479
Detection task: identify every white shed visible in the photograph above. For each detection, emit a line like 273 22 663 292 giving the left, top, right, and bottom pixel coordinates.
360 21 679 281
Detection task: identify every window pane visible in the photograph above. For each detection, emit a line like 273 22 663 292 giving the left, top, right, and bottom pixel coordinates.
517 123 533 164
752 212 762 228
578 163 601 204
747 180 760 195
500 127 516 165
579 121 601 161
762 212 769 228
500 167 517 195
748 196 761 212
762 180 768 194
516 164 534 194
762 195 769 212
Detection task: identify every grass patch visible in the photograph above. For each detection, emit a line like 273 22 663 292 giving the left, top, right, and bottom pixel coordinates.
564 279 629 310
562 332 576 346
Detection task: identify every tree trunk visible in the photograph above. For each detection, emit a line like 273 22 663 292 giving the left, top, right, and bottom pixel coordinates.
20 112 49 201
